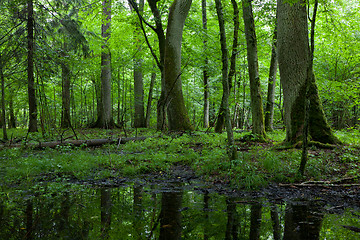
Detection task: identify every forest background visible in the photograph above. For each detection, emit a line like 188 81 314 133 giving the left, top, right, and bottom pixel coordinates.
0 0 359 186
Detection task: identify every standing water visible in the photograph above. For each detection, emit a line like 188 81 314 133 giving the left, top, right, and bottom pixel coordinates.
0 178 359 239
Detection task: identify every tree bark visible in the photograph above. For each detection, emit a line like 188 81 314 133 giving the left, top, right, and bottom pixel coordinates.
61 59 72 128
202 0 210 129
0 54 7 140
264 22 278 132
164 0 193 131
27 0 37 132
133 0 146 128
242 0 266 139
214 0 239 133
277 0 339 144
94 0 115 129
145 70 156 127
215 0 237 160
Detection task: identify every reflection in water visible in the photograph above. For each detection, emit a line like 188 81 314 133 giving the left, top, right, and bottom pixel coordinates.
283 201 324 240
101 188 112 239
159 186 183 240
0 182 359 239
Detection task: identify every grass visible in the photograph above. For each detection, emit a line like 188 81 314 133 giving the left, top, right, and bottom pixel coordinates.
0 128 359 189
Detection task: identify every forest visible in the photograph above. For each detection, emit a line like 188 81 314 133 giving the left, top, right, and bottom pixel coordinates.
0 0 360 239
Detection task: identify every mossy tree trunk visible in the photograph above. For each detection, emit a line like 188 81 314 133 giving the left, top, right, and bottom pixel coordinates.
242 0 266 139
164 0 193 131
277 0 339 144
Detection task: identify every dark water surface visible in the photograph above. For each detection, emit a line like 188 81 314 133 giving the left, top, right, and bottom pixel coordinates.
1 179 359 239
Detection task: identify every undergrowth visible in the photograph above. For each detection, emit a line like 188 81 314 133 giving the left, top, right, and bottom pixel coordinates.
0 128 359 189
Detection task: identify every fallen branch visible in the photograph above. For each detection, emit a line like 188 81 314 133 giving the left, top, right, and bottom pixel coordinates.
2 136 149 149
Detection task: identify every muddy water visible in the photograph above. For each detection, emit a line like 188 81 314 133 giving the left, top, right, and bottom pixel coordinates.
0 180 359 239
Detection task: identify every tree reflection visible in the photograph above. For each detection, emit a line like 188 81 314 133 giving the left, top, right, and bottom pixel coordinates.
249 203 262 240
283 201 324 240
159 188 183 240
101 188 112 239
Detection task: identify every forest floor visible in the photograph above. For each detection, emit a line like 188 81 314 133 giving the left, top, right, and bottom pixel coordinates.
1 128 359 205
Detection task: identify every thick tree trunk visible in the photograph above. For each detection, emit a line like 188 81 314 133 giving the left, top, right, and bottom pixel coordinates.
133 0 146 128
277 0 339 144
242 0 266 139
164 0 193 131
94 0 114 129
215 0 237 160
264 23 278 132
61 61 72 128
27 0 37 132
202 0 210 129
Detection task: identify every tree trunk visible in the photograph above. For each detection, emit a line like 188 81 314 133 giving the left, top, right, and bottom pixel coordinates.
145 70 156 127
147 0 167 131
27 0 37 132
164 0 193 131
202 0 210 129
94 0 114 129
215 0 237 160
0 54 7 140
242 0 266 139
100 188 112 239
277 0 339 144
214 0 239 133
8 91 16 128
133 0 146 128
264 22 278 132
61 60 72 128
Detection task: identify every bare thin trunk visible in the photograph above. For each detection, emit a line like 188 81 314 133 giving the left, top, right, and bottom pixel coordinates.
264 22 278 132
134 0 146 128
27 0 37 132
215 0 237 159
202 0 210 128
61 61 71 128
145 70 156 127
0 54 7 140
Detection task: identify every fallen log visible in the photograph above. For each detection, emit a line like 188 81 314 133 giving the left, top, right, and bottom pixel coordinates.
2 136 149 149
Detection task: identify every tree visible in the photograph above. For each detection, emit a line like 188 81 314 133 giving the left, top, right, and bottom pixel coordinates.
242 0 266 139
264 20 278 132
215 0 237 159
93 0 115 128
133 0 146 128
277 0 339 144
214 0 239 133
27 0 38 132
201 0 210 129
163 0 193 131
